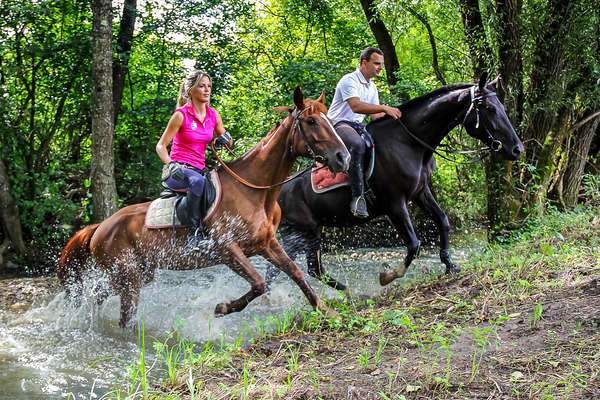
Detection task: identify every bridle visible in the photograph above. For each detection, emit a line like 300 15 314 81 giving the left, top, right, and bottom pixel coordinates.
289 107 328 163
211 105 331 190
461 85 503 152
394 84 505 164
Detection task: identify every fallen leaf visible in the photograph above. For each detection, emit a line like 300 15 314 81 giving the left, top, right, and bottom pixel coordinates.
511 371 524 381
405 385 421 392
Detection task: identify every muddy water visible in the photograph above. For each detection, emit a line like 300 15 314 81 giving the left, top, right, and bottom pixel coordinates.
0 244 477 399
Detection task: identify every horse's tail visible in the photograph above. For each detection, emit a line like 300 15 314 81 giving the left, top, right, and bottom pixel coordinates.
57 223 100 301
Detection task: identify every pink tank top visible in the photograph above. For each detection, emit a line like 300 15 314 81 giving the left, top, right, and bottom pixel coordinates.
170 103 216 169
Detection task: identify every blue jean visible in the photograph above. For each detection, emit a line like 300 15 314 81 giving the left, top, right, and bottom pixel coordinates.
164 167 206 197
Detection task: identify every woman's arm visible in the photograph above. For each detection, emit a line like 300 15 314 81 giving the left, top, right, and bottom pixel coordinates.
156 112 184 164
214 110 226 136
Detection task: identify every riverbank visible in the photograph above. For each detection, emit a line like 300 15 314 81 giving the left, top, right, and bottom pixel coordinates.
0 275 60 312
111 207 600 399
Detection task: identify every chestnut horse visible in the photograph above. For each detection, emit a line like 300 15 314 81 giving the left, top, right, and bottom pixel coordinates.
57 88 350 328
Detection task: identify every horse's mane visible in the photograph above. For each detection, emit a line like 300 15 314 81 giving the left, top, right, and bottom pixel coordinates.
229 96 326 165
368 83 473 127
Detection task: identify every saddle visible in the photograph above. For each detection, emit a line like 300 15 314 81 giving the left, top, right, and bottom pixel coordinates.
145 170 222 229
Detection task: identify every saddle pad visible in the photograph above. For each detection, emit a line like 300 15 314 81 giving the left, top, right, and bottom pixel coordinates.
311 147 375 194
311 165 350 193
145 170 222 229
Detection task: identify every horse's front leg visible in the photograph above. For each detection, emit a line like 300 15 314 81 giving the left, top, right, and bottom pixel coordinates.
215 242 266 316
261 238 336 318
264 225 300 290
380 201 420 286
415 186 460 275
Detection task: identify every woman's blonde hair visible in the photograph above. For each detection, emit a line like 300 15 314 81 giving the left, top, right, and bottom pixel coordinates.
176 70 212 107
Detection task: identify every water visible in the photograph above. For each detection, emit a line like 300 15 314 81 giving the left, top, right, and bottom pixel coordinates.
0 244 477 399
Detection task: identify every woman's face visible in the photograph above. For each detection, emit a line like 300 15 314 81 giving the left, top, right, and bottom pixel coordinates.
190 76 212 103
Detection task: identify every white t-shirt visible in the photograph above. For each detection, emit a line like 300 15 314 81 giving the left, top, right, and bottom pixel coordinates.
327 68 380 124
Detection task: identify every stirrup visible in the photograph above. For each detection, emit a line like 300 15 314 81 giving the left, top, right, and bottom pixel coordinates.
185 228 207 253
350 195 369 218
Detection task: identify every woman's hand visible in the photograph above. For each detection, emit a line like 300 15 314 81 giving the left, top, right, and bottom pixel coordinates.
215 131 232 147
167 161 185 181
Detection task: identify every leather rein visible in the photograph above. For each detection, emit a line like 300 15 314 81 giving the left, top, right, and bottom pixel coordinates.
210 107 329 190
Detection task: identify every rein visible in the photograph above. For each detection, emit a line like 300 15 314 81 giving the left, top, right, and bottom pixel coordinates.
210 108 328 190
395 85 502 164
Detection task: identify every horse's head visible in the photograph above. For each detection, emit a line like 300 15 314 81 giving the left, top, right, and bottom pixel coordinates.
288 87 350 172
462 73 524 161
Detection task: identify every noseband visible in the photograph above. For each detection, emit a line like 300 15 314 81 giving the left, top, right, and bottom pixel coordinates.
462 85 503 152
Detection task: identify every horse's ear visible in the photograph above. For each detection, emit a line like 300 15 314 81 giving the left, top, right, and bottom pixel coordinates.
316 91 325 103
274 106 293 115
478 71 488 92
489 74 500 91
293 87 304 110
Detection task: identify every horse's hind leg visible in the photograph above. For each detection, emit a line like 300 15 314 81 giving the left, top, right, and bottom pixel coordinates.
215 243 266 316
105 258 142 329
305 230 346 291
380 201 419 286
415 186 460 274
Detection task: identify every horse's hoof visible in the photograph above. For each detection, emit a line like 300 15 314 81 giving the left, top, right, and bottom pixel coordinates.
215 302 229 317
379 270 396 286
316 299 340 321
445 265 461 275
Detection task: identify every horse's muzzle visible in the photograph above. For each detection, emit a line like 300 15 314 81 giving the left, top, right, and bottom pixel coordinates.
332 150 350 173
511 143 524 160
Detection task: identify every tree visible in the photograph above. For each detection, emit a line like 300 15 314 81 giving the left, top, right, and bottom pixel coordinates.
0 156 25 267
90 0 118 221
113 0 137 128
358 0 401 87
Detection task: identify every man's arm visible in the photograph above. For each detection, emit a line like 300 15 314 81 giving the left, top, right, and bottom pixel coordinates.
346 97 402 119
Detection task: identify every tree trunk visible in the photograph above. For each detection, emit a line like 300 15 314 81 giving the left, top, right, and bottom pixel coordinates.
519 0 574 218
495 0 523 126
0 157 26 256
560 113 600 208
113 0 137 128
458 0 491 79
91 0 118 222
358 0 401 90
485 0 524 240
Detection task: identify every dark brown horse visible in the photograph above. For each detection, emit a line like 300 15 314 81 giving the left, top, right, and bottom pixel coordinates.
57 88 350 328
265 75 523 291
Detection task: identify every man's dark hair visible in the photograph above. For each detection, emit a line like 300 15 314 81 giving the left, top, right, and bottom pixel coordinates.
360 47 384 63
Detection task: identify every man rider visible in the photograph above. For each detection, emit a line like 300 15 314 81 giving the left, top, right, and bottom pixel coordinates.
327 47 402 218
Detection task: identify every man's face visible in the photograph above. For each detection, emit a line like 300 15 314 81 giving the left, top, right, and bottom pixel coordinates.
362 53 384 79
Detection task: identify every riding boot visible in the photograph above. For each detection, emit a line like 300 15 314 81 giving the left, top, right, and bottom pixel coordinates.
185 190 207 252
349 152 369 218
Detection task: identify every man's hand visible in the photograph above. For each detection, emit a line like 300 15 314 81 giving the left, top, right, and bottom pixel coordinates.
382 105 402 119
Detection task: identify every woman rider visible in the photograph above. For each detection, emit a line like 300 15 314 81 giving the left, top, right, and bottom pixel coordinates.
156 70 232 252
